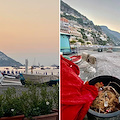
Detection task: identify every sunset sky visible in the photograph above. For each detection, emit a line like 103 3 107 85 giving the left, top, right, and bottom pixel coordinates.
63 0 120 33
0 0 59 66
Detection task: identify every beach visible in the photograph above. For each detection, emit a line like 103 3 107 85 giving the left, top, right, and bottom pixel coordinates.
67 49 120 120
0 66 59 89
72 49 120 120
69 49 120 82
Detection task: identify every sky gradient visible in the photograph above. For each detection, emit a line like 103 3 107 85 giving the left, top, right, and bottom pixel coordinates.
0 0 59 66
63 0 120 33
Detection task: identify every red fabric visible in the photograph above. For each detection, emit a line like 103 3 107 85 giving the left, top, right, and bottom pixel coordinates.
60 55 98 120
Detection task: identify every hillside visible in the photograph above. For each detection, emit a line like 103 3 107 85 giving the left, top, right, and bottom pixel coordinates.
61 0 102 32
60 0 120 46
0 51 22 66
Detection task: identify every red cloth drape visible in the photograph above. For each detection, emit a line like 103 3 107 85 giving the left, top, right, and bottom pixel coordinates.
61 55 98 120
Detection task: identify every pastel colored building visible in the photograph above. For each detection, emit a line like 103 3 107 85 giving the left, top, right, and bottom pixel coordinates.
60 17 69 33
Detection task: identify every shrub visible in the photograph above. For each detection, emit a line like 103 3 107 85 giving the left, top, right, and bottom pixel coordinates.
70 40 76 44
78 39 85 43
0 83 59 118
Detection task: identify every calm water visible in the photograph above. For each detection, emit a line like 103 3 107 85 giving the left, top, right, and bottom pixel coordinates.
112 46 120 52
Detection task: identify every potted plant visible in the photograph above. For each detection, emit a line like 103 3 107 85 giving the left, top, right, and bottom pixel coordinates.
0 87 24 120
0 83 58 120
23 83 59 120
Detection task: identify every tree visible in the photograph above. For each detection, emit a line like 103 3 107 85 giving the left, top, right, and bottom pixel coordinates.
86 42 91 45
80 28 85 32
70 40 76 44
82 34 88 41
78 39 85 43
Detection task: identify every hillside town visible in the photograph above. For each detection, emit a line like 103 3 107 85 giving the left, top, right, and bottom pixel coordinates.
60 15 112 46
60 0 116 48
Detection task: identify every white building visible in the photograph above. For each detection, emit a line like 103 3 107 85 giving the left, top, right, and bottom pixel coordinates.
100 36 107 41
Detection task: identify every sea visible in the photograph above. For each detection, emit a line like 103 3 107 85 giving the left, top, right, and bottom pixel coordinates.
112 46 120 52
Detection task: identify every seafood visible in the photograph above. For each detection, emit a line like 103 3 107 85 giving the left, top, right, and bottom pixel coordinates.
90 82 120 114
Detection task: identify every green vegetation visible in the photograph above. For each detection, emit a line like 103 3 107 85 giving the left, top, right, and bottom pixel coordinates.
91 32 96 38
77 28 88 41
0 83 59 118
97 39 107 45
81 33 88 41
78 39 85 43
86 42 91 45
80 28 85 32
70 40 76 44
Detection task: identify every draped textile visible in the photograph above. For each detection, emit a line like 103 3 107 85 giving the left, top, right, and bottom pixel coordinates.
61 55 98 120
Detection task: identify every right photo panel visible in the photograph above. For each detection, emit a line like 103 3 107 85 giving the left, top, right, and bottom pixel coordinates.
60 0 120 120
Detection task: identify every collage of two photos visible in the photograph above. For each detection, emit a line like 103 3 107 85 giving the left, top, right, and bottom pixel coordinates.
0 0 120 120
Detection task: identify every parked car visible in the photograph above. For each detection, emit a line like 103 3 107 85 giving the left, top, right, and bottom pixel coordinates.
98 48 103 52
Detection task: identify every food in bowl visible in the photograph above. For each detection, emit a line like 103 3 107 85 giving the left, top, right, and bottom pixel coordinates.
90 82 120 114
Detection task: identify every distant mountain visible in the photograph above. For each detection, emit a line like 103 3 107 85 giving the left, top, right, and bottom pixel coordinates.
100 26 120 45
0 51 22 66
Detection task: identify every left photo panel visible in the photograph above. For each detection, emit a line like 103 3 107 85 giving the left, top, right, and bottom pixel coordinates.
0 0 59 119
